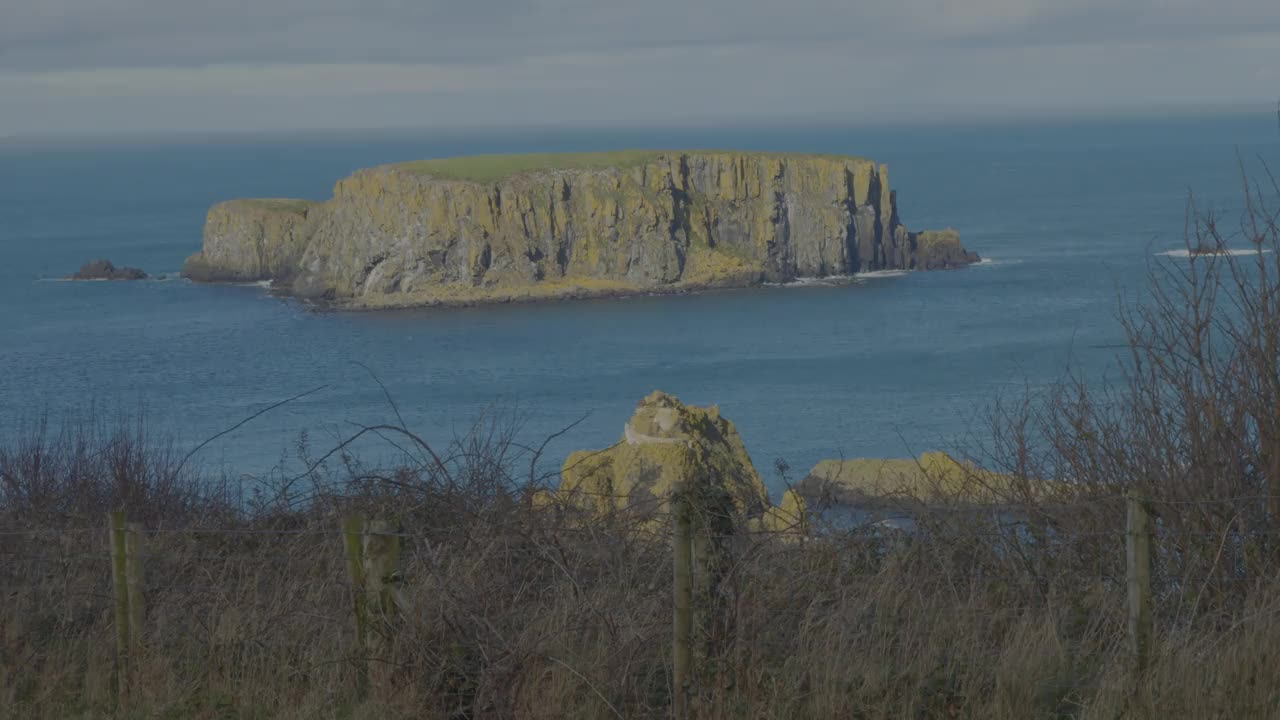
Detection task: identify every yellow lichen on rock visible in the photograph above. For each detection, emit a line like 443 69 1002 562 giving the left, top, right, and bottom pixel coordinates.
756 489 808 535
852 161 875 205
802 452 1055 504
525 488 559 511
680 245 764 287
553 391 807 536
878 164 893 227
559 391 768 516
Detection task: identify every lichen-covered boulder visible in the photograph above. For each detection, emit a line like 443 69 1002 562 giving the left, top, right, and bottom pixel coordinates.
559 391 771 518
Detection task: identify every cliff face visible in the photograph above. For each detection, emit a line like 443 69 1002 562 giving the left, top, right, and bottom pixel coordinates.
183 152 978 307
183 199 315 282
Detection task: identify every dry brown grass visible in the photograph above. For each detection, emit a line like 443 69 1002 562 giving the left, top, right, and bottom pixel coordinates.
5 425 1280 719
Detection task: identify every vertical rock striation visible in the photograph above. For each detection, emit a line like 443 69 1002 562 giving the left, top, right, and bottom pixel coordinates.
183 151 978 308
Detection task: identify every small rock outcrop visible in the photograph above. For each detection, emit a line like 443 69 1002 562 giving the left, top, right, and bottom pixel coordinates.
914 229 981 270
547 391 804 533
69 260 148 281
183 151 979 309
797 451 1052 506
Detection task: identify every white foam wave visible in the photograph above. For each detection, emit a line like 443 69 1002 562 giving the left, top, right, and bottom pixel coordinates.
764 275 857 288
792 276 846 287
1156 248 1274 258
975 257 1021 267
857 270 910 279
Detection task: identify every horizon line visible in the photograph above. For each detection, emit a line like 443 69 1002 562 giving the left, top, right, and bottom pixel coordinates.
2 104 1274 149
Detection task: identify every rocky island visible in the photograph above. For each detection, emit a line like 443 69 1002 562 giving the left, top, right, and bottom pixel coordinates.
69 259 148 281
183 151 978 309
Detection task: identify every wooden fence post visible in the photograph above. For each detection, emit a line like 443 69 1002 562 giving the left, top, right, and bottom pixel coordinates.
341 515 370 698
689 476 735 707
672 489 693 718
363 520 403 698
125 522 146 658
363 520 403 621
108 511 130 706
1126 491 1153 675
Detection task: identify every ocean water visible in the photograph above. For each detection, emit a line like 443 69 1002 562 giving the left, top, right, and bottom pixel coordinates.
1 114 1276 489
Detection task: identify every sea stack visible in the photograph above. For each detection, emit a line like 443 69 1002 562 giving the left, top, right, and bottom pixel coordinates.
183 151 979 308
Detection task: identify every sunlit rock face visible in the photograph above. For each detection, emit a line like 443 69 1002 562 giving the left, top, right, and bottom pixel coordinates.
184 152 977 308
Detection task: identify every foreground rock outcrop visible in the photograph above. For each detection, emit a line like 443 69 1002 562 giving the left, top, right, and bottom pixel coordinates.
183 151 978 308
69 260 148 281
797 451 1055 506
543 391 805 534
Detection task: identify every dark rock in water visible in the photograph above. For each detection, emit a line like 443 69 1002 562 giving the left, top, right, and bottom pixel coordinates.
70 260 148 281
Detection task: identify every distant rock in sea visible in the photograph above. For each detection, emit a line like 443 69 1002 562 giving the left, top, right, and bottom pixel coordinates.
183 151 979 310
69 260 148 281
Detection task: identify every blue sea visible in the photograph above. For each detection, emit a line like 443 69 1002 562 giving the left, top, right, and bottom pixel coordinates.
2 114 1276 490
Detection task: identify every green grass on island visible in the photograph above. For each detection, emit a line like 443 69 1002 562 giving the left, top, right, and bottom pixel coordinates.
393 150 872 183
227 198 317 214
396 151 664 182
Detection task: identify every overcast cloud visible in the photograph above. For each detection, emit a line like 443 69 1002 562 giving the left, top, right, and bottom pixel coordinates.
1 0 1278 135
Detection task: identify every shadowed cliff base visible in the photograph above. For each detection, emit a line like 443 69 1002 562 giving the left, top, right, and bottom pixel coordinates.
182 151 978 310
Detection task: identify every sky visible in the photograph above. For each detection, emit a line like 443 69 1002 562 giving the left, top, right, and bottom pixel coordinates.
1 0 1279 136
